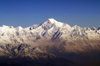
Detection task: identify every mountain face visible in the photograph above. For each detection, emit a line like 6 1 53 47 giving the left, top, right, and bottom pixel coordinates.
0 18 100 66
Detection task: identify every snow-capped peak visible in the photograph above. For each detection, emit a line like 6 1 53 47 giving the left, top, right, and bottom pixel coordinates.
47 18 64 27
42 18 61 26
47 18 58 23
39 18 71 30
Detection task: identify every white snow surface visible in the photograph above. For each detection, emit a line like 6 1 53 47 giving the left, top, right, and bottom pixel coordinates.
0 18 100 44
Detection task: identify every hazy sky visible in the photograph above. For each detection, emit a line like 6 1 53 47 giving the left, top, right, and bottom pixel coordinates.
0 0 100 27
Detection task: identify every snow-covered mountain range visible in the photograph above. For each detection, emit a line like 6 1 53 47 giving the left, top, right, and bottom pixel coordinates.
0 18 100 44
0 18 100 66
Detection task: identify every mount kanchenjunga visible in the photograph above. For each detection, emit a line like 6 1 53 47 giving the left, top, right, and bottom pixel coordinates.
0 18 100 44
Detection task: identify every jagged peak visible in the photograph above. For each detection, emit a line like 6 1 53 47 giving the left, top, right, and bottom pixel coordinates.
91 27 97 30
0 25 14 29
98 27 100 30
72 25 81 29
